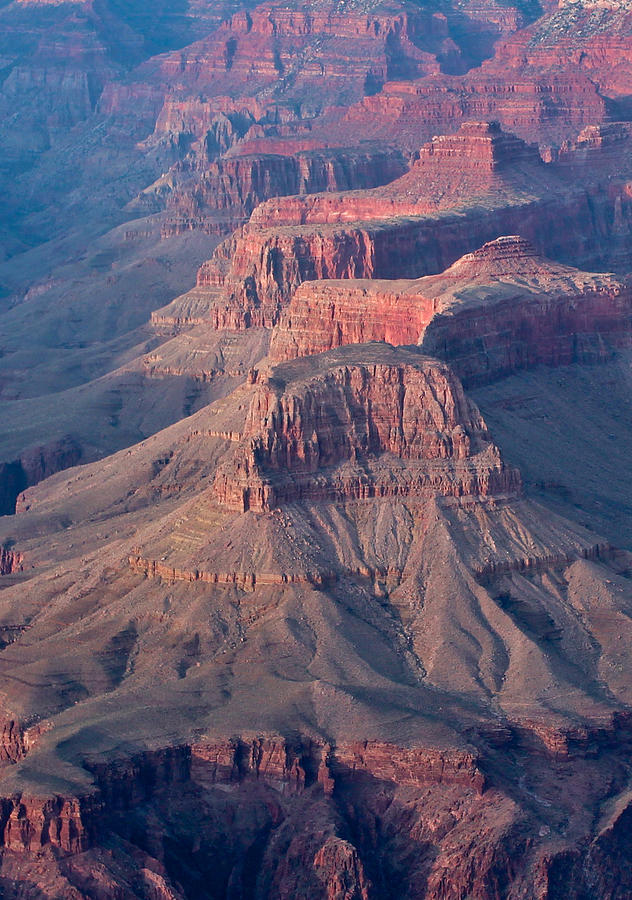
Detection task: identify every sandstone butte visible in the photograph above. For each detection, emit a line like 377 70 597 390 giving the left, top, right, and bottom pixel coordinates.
2 0 632 897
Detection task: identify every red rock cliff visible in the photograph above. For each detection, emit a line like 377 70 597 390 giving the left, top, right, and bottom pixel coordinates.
270 236 632 384
213 349 520 510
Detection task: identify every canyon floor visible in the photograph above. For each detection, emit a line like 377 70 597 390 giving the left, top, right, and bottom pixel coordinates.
2 0 632 897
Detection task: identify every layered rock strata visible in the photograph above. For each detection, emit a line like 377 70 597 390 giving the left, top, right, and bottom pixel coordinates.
164 146 409 230
0 735 485 858
270 236 632 383
212 347 520 511
5 0 632 894
251 121 543 227
141 0 466 138
157 122 632 331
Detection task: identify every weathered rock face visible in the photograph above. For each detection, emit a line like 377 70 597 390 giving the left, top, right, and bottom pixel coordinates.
3 729 632 899
191 736 486 794
155 222 382 329
413 118 540 172
422 240 632 384
248 121 542 227
270 279 436 361
558 121 632 159
270 236 632 384
492 0 632 101
163 145 408 231
0 550 23 577
213 349 519 510
143 0 464 136
160 121 632 332
0 718 26 764
239 64 607 159
0 794 95 855
386 67 604 144
0 735 484 860
0 436 82 517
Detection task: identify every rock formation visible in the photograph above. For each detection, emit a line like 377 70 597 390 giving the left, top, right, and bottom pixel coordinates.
212 346 519 511
270 236 632 383
161 145 408 232
154 121 632 334
4 0 632 895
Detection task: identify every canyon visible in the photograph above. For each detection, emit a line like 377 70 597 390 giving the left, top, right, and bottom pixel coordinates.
1 0 632 896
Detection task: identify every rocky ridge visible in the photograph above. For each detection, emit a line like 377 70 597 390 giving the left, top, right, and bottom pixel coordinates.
154 121 632 335
270 236 632 383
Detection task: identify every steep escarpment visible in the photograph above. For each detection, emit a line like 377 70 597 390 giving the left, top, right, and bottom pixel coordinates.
157 121 632 331
212 346 519 511
224 0 630 159
153 222 381 329
0 435 82 516
0 794 97 855
240 61 607 159
4 726 632 899
148 1 448 110
251 121 544 227
270 279 436 359
0 551 23 577
421 238 632 383
132 0 494 146
270 236 632 384
161 145 408 233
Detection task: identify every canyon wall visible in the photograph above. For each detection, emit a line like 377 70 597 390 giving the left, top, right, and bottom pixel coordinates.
162 145 408 234
213 355 520 511
179 187 632 331
163 120 632 332
270 236 632 384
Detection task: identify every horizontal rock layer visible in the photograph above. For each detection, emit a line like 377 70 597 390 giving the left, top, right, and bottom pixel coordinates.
166 146 408 225
172 187 632 334
213 353 520 510
0 735 487 856
270 236 632 383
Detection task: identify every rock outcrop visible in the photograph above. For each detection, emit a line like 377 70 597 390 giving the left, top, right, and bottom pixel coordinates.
141 0 469 141
213 347 520 511
422 239 632 383
4 728 632 899
158 121 632 331
251 121 543 227
162 145 408 230
0 735 485 860
270 279 435 360
191 736 486 794
492 0 632 101
331 64 607 150
0 794 96 854
0 436 82 517
270 236 632 384
0 550 23 577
